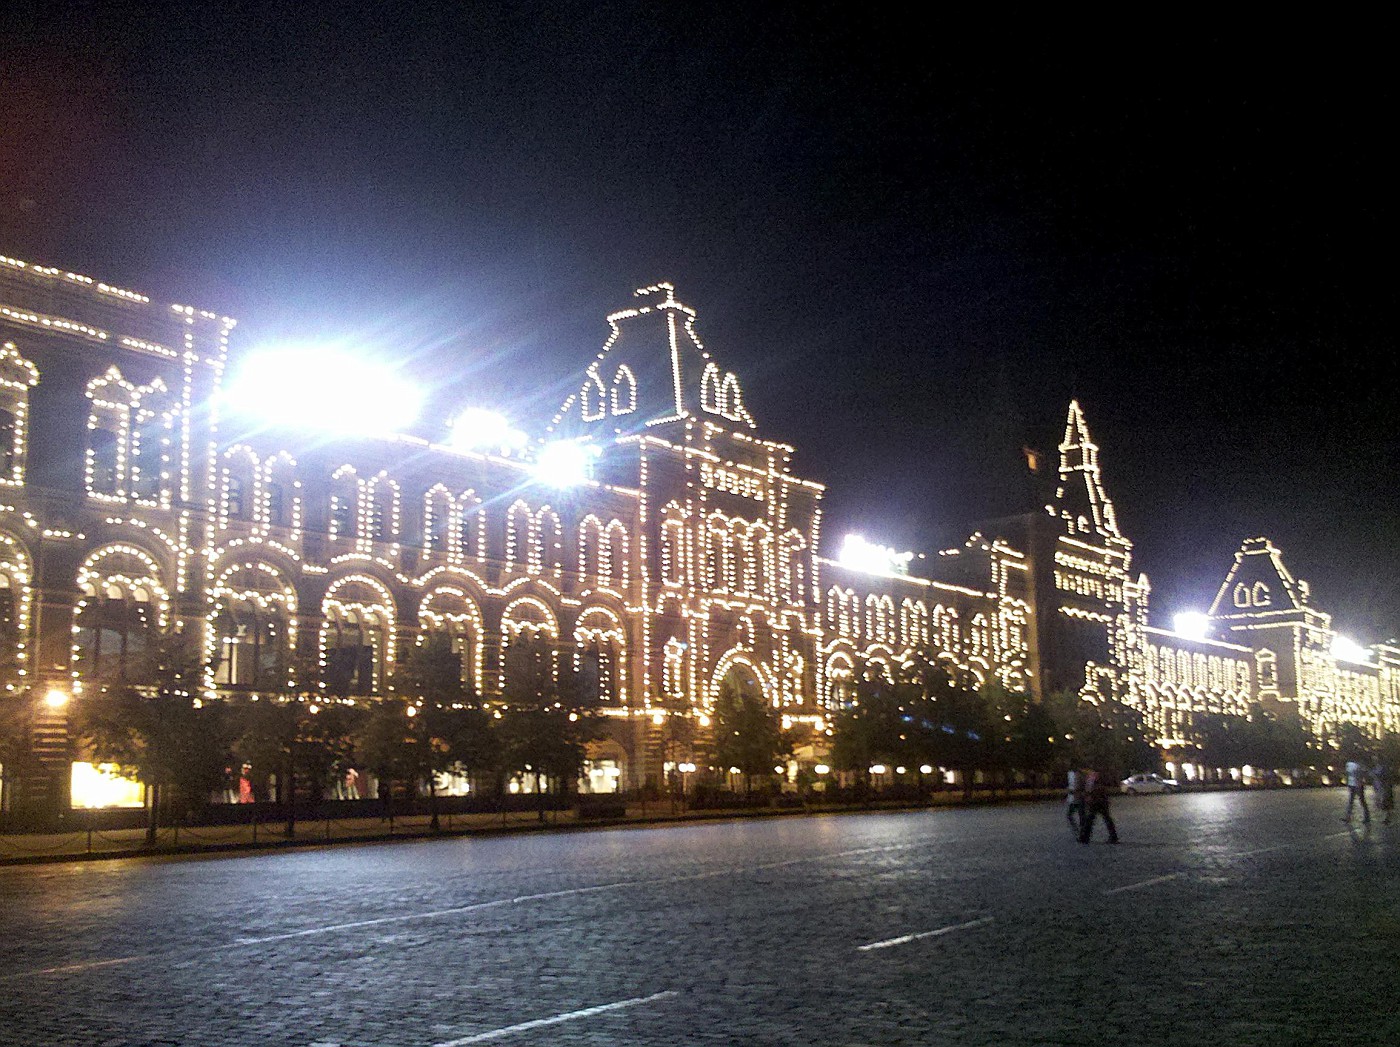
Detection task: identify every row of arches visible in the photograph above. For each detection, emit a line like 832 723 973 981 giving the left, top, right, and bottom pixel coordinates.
218 448 635 585
824 588 997 660
1144 643 1252 695
819 644 1018 710
659 504 807 603
59 542 633 704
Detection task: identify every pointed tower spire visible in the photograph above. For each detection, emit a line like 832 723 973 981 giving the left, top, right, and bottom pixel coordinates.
1053 400 1121 539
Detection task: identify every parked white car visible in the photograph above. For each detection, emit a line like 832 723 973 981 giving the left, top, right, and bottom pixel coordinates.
1120 773 1181 794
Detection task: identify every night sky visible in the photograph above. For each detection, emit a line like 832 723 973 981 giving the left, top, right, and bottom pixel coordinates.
2 7 1394 639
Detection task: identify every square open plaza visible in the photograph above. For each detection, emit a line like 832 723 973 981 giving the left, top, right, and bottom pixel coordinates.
0 253 1396 821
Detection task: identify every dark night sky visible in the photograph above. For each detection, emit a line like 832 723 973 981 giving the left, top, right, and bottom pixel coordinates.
2 6 1395 639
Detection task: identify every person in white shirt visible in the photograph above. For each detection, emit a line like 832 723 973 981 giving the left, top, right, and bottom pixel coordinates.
1342 760 1370 824
1065 768 1085 835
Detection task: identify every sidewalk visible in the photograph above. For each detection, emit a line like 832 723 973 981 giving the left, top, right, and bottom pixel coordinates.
0 789 1050 866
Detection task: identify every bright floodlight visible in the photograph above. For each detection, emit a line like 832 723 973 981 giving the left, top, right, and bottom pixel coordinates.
838 533 913 576
534 440 599 487
222 346 423 435
448 408 528 456
1331 635 1370 663
1173 612 1211 642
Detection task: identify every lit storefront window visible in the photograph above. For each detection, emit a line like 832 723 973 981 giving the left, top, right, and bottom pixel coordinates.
70 762 145 809
583 759 622 794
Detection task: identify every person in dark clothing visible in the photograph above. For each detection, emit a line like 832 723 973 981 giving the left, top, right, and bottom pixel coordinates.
1078 769 1119 844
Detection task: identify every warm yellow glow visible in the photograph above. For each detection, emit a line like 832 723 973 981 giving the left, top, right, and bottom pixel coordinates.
70 762 144 809
43 688 69 709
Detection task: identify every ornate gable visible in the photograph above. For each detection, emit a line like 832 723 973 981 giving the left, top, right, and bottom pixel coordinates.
549 283 755 438
1208 536 1308 617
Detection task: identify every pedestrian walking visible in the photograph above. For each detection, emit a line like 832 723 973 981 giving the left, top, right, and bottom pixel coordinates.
1078 769 1118 844
1342 759 1370 824
1065 768 1085 835
1371 763 1393 826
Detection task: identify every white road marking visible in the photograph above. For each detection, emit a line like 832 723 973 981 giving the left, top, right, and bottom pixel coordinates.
1230 843 1291 858
1104 872 1185 894
857 916 994 952
4 954 143 977
431 990 679 1045
5 840 954 978
232 898 515 945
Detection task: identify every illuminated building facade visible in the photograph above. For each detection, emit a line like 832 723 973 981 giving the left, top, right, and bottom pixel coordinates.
816 534 1033 705
1009 402 1400 754
0 265 837 811
2 253 1396 818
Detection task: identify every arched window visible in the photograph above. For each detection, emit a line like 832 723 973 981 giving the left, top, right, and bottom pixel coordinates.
322 578 394 696
582 372 607 421
721 373 743 420
575 608 625 703
211 563 294 691
367 475 398 541
86 367 173 500
604 520 629 585
264 452 297 531
212 601 288 689
663 637 686 700
424 485 454 552
532 507 562 575
825 587 844 631
89 428 120 495
74 580 163 683
506 500 531 568
1256 649 1278 692
329 467 358 540
579 516 605 580
129 388 174 502
419 587 483 695
0 342 38 484
220 447 258 524
500 599 558 703
661 507 686 586
779 531 807 606
611 366 637 415
458 490 484 561
701 363 723 414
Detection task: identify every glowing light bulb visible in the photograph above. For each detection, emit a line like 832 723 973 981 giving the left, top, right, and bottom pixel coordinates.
534 440 599 487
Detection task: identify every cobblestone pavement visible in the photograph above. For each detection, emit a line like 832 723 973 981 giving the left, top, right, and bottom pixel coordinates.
1 789 1397 1046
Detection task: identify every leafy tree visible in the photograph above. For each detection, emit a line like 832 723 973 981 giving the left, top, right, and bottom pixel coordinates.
1042 688 1155 782
829 668 906 790
1333 722 1376 766
712 675 790 795
0 688 38 810
75 627 231 842
910 670 990 798
394 634 497 830
498 633 600 821
353 697 423 820
983 684 1057 790
233 698 360 836
1193 712 1251 777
